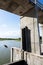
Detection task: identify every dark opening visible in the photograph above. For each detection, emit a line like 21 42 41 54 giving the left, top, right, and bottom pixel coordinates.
22 26 31 52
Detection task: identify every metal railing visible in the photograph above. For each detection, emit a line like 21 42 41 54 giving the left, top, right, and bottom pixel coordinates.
30 0 43 10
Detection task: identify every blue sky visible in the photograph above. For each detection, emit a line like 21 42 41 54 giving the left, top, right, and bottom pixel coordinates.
0 9 20 38
38 0 43 4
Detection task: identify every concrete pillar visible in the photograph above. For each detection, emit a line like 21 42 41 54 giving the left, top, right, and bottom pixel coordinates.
20 7 40 54
41 25 43 44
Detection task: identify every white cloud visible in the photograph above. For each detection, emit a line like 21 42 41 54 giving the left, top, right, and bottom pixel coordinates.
0 24 21 38
0 30 21 38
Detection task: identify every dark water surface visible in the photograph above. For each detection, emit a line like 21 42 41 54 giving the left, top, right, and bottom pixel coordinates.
0 40 21 65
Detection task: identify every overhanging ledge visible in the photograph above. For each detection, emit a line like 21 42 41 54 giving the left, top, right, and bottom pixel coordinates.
0 0 43 24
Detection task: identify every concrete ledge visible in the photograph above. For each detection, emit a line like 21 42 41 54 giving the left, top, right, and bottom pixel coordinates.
11 47 43 65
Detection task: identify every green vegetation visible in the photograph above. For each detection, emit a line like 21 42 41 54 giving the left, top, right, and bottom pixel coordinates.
0 38 21 41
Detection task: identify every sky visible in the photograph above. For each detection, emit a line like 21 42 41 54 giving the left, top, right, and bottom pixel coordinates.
0 0 43 38
0 9 21 38
38 0 43 4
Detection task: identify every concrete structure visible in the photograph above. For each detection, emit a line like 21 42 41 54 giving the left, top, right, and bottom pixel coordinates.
10 47 24 62
20 7 40 54
10 47 43 65
0 0 43 65
40 24 43 54
0 0 43 23
40 25 43 44
0 0 43 56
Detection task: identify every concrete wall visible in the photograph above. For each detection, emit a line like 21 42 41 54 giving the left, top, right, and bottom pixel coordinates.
11 47 43 65
40 24 43 54
20 8 40 54
11 47 24 62
24 52 43 65
41 44 43 53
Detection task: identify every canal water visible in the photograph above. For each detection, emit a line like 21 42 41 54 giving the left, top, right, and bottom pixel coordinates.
0 40 21 65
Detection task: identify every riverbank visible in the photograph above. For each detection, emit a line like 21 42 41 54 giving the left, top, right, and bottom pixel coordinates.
0 38 21 41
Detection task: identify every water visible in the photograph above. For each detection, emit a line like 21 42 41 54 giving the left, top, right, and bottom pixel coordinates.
0 40 21 65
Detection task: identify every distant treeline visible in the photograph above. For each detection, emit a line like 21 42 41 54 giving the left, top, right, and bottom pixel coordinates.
0 38 21 41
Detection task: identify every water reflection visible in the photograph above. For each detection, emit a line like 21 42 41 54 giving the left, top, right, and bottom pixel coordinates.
0 40 21 65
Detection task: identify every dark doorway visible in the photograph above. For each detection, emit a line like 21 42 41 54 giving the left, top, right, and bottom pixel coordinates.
22 26 31 52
